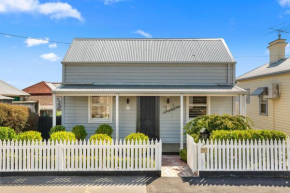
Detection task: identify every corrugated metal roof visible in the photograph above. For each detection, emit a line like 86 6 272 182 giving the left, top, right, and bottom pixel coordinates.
0 80 30 96
0 95 13 100
237 58 290 81
62 38 235 63
53 84 245 94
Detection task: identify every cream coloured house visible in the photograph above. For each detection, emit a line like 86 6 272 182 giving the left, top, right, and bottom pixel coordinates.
236 37 290 136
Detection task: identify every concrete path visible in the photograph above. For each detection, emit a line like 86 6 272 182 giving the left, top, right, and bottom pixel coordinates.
1 176 290 193
147 177 290 193
0 176 150 193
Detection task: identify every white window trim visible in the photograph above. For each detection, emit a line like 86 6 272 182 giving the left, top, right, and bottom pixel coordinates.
259 95 268 116
88 96 113 123
186 96 210 122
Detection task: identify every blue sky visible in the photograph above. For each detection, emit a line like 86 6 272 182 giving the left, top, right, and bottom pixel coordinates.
1 0 290 89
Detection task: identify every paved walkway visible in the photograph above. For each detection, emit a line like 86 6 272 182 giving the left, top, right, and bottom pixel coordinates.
161 155 195 177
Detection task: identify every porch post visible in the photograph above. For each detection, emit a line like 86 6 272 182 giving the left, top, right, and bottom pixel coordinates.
239 94 242 115
116 94 119 140
243 95 247 116
180 94 184 149
52 94 56 127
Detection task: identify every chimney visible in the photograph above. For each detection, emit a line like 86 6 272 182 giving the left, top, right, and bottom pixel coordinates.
268 38 288 64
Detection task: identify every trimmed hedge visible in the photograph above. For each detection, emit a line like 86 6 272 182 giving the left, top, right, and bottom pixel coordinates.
0 127 16 140
72 125 87 140
16 131 42 141
210 130 287 141
50 131 76 141
95 124 113 137
184 114 254 136
89 134 112 143
49 125 66 135
125 133 149 143
179 149 187 163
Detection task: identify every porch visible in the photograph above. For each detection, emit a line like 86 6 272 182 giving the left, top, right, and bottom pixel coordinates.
52 85 247 151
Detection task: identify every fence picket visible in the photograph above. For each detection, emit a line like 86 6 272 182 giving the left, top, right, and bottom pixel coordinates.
187 135 290 173
0 139 161 172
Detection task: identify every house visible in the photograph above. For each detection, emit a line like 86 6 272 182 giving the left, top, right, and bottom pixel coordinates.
23 81 62 116
236 37 290 136
52 38 247 151
0 79 30 102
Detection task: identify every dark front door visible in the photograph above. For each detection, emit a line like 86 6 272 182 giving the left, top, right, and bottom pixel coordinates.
137 97 160 139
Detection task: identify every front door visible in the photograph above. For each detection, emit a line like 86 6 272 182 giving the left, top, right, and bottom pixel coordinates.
137 97 160 139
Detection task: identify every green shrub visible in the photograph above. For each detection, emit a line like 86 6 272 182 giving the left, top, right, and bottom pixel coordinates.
95 124 113 137
0 127 16 140
16 131 42 141
125 133 149 143
24 110 39 131
50 131 76 141
49 125 66 135
72 125 87 140
89 134 112 144
210 130 287 141
180 149 187 162
0 103 29 133
184 114 254 136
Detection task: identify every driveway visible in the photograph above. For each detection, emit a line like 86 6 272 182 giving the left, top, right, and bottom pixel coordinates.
0 176 290 193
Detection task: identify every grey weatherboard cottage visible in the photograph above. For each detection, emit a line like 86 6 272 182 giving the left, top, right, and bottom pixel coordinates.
52 38 247 152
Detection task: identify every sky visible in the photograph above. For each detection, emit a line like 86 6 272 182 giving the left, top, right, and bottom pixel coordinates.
1 0 290 89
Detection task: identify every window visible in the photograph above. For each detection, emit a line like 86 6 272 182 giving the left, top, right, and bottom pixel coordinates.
259 95 268 116
188 96 207 120
89 96 112 123
245 89 250 104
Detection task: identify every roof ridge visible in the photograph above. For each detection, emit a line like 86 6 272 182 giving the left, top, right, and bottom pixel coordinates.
73 38 224 41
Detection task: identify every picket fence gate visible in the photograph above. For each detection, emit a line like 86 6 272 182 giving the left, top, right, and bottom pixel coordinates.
187 134 290 174
0 139 162 172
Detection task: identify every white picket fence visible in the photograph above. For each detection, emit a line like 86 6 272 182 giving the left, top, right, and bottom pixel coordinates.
187 134 290 173
0 139 162 172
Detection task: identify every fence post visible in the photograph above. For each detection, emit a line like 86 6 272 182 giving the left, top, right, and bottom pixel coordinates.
159 139 162 170
58 141 63 171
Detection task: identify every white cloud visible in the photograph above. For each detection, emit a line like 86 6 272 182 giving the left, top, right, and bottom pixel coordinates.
279 0 290 7
0 0 83 21
103 0 124 5
40 53 60 61
48 43 57 48
134 30 152 38
24 37 49 47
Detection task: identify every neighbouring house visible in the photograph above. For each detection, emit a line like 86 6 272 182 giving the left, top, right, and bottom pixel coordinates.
23 81 62 116
236 37 290 136
0 80 39 112
52 38 247 152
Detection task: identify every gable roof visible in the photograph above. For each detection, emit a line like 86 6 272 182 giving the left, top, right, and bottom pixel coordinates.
236 58 290 81
0 80 29 97
62 38 235 64
23 81 61 94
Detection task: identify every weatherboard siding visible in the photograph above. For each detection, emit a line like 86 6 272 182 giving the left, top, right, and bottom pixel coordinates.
63 96 234 143
63 63 233 85
237 73 290 136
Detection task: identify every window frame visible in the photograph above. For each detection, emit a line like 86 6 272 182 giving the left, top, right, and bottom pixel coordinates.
245 88 250 104
259 95 268 116
186 96 209 122
88 96 113 123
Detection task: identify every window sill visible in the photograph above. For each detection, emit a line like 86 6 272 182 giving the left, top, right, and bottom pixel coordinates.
259 113 268 116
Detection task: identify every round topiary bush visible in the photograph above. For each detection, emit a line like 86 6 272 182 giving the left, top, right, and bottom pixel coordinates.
50 131 76 142
89 134 112 144
72 125 87 140
0 127 16 140
125 133 149 143
49 125 66 135
16 131 42 141
95 124 113 137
